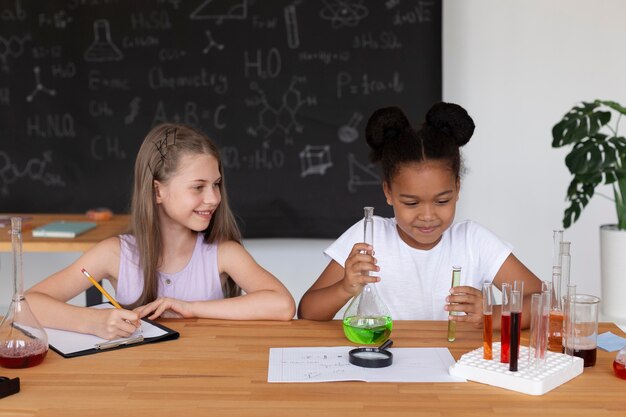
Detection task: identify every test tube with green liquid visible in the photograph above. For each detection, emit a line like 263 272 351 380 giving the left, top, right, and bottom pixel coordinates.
447 266 462 342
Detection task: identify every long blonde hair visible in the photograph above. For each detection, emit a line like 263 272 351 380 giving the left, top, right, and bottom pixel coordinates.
127 123 242 308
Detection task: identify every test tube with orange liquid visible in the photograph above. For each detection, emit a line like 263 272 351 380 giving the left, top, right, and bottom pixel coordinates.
482 282 494 360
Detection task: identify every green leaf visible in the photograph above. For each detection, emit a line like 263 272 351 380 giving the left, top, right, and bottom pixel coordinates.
565 142 602 174
604 171 618 184
610 136 626 152
597 100 626 115
554 100 626 229
551 102 610 147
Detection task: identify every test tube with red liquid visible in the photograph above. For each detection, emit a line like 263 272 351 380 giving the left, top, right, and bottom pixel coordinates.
500 283 511 363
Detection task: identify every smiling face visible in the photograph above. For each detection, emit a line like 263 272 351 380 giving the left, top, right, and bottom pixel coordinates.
154 152 222 232
383 160 459 250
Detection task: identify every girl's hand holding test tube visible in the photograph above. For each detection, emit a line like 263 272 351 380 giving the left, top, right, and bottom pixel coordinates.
445 285 486 328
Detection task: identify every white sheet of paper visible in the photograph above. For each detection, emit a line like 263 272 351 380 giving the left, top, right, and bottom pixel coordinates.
45 303 167 355
268 346 466 383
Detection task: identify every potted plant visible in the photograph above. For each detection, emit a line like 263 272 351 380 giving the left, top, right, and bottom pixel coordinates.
552 99 626 322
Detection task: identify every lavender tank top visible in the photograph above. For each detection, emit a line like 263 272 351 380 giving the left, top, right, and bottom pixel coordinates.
116 233 224 305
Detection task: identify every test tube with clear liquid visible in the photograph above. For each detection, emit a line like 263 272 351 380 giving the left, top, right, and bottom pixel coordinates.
529 282 551 368
447 266 462 342
342 207 392 345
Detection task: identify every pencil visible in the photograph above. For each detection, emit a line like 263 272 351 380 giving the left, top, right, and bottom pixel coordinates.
81 268 123 309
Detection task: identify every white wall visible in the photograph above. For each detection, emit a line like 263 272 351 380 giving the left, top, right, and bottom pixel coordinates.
444 0 626 306
3 1 625 320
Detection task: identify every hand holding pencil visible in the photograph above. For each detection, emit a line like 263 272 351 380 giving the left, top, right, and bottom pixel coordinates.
81 268 142 334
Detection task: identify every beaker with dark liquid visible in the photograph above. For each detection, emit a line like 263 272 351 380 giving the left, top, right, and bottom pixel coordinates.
342 207 392 345
0 217 48 368
563 293 600 367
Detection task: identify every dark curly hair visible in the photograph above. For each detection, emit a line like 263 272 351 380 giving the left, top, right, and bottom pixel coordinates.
365 102 475 183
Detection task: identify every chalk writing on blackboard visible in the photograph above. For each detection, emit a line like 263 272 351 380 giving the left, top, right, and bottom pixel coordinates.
25 66 57 102
84 19 123 62
0 151 66 196
190 0 248 21
1 0 441 238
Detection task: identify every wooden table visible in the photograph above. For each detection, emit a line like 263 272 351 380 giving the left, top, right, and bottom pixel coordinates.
0 214 130 253
1 320 624 417
0 214 130 305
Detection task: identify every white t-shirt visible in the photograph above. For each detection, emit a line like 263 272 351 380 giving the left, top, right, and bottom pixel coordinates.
324 217 513 320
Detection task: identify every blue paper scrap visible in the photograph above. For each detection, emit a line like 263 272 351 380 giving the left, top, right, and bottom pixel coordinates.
597 331 626 352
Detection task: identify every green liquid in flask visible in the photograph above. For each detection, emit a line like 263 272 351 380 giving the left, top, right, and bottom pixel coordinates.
343 315 393 345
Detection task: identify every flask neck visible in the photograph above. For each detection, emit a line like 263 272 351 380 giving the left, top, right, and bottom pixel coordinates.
11 218 24 297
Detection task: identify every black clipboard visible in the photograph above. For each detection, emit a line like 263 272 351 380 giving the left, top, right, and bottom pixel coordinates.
46 316 179 359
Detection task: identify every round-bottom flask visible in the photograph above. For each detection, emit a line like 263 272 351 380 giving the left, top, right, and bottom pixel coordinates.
0 217 48 368
342 207 392 345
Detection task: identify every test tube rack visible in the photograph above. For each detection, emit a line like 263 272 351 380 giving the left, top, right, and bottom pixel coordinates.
449 342 584 395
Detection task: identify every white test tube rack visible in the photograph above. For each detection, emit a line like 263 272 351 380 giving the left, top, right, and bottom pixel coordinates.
449 342 583 395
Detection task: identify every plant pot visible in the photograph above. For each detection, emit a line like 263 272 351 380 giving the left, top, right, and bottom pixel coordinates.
600 224 626 323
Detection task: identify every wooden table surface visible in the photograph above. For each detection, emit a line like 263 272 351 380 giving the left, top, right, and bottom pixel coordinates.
0 214 130 252
1 320 624 417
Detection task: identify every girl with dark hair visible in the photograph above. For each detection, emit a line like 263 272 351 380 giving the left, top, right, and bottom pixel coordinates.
27 124 295 340
298 103 541 329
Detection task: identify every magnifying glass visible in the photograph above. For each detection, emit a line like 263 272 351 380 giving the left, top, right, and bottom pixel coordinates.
348 339 393 368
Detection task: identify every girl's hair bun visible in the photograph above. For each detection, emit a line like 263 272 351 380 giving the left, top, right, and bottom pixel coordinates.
425 102 475 146
365 106 411 162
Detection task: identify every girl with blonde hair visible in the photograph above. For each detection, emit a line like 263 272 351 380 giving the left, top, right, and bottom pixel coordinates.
27 124 295 339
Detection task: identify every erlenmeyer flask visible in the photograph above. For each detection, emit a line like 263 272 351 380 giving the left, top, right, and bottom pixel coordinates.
0 217 48 368
342 207 392 345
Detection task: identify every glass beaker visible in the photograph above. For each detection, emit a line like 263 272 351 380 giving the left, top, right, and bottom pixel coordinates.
0 217 48 368
342 207 392 345
563 293 600 367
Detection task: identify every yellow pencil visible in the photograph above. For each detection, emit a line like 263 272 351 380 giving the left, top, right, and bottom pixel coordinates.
81 268 123 309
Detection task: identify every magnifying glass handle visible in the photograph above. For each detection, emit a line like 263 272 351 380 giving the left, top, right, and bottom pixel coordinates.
379 339 393 350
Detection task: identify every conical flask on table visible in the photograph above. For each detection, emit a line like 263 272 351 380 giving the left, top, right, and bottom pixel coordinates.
342 207 392 345
0 217 48 368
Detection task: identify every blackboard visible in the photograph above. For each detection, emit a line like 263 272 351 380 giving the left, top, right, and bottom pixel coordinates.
0 0 441 238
